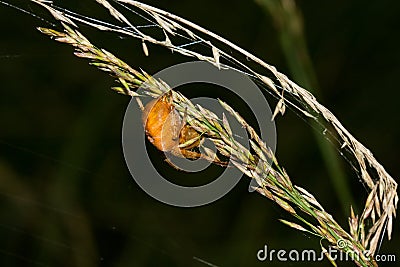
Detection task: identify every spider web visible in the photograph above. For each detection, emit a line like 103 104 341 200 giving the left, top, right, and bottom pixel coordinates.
1 0 397 256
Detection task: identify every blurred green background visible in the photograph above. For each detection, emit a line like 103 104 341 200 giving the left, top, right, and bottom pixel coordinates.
0 0 399 266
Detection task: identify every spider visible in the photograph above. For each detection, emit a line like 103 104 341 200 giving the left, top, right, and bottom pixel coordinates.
142 91 227 167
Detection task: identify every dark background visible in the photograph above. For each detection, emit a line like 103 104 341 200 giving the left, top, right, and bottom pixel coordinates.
0 0 399 266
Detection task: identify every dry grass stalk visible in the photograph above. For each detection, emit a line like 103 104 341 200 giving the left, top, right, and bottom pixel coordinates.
29 1 397 266
36 23 373 267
